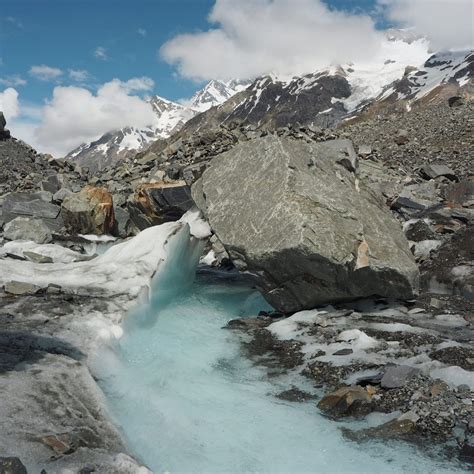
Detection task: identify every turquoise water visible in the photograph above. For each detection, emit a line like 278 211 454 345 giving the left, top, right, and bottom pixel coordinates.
94 267 466 474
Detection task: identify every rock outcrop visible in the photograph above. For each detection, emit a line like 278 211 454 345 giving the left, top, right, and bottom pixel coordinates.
192 135 419 312
61 186 115 235
4 217 53 244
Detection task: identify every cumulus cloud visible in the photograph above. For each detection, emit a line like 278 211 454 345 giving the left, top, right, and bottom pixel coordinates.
68 69 90 82
0 75 27 87
160 0 383 81
32 77 157 156
379 0 473 50
0 88 20 120
29 65 63 81
94 46 108 60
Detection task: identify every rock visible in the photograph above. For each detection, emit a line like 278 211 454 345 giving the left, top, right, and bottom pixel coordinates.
0 457 27 474
192 135 419 312
52 187 73 203
4 281 42 296
0 112 11 140
4 217 53 244
333 348 353 356
344 417 416 441
61 186 115 235
394 130 409 145
114 206 132 238
23 251 54 264
127 181 193 230
380 365 421 389
420 164 457 181
404 220 436 242
358 144 372 157
40 174 61 193
2 192 62 231
317 385 372 418
448 96 464 107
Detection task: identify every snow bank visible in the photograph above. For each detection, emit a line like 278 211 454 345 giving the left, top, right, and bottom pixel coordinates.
0 217 207 299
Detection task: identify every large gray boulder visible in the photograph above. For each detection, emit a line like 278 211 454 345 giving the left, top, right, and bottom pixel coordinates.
4 217 53 244
192 135 419 312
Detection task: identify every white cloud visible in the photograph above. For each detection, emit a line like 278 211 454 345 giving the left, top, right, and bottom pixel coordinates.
0 88 20 120
29 65 63 82
32 78 156 156
68 69 90 82
379 0 473 50
138 28 147 37
94 46 108 60
160 0 383 81
0 75 27 87
123 76 155 91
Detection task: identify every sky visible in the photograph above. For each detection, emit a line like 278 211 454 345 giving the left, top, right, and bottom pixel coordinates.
0 0 472 156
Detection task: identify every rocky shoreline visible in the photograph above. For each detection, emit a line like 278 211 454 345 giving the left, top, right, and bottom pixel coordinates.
226 298 473 465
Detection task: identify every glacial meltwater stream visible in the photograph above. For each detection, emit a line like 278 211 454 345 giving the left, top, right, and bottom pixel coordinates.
92 264 466 474
84 222 464 474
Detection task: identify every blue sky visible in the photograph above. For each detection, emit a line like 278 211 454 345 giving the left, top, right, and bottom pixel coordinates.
0 0 380 104
0 0 470 156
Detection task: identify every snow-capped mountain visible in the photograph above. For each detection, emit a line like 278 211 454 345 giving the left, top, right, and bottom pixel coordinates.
188 79 251 112
180 37 472 134
66 80 249 172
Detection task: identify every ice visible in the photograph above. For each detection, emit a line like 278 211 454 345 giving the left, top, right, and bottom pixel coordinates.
336 329 379 350
430 366 474 391
0 240 87 263
268 309 325 340
179 207 212 239
0 221 199 299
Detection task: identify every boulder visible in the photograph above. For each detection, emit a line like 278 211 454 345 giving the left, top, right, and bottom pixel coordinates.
4 217 53 244
127 181 193 230
61 186 115 235
192 135 419 312
0 111 11 140
2 192 62 231
420 164 457 181
317 386 373 418
4 281 42 296
380 365 421 389
0 457 27 474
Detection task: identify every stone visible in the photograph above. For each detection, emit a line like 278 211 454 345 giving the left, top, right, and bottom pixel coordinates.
394 130 409 145
4 281 42 296
380 365 421 389
2 192 61 230
52 187 73 203
448 96 464 107
61 186 115 235
40 174 61 193
23 251 54 264
333 348 353 356
421 164 457 181
4 217 53 244
404 220 436 242
192 135 419 312
358 144 372 157
128 181 193 230
317 386 372 418
114 206 132 237
344 418 416 442
0 457 27 474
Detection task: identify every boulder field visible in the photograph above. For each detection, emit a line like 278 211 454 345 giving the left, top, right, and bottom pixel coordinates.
192 135 419 312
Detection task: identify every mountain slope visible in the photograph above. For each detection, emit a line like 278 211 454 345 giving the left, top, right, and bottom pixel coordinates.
66 80 249 172
176 39 472 137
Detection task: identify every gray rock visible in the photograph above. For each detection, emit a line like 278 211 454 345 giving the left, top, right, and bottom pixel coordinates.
358 144 372 157
23 251 54 264
381 365 421 389
4 217 53 244
114 206 132 238
2 192 62 231
192 135 419 312
4 281 42 296
40 174 61 193
52 187 73 203
0 457 27 474
421 164 457 181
